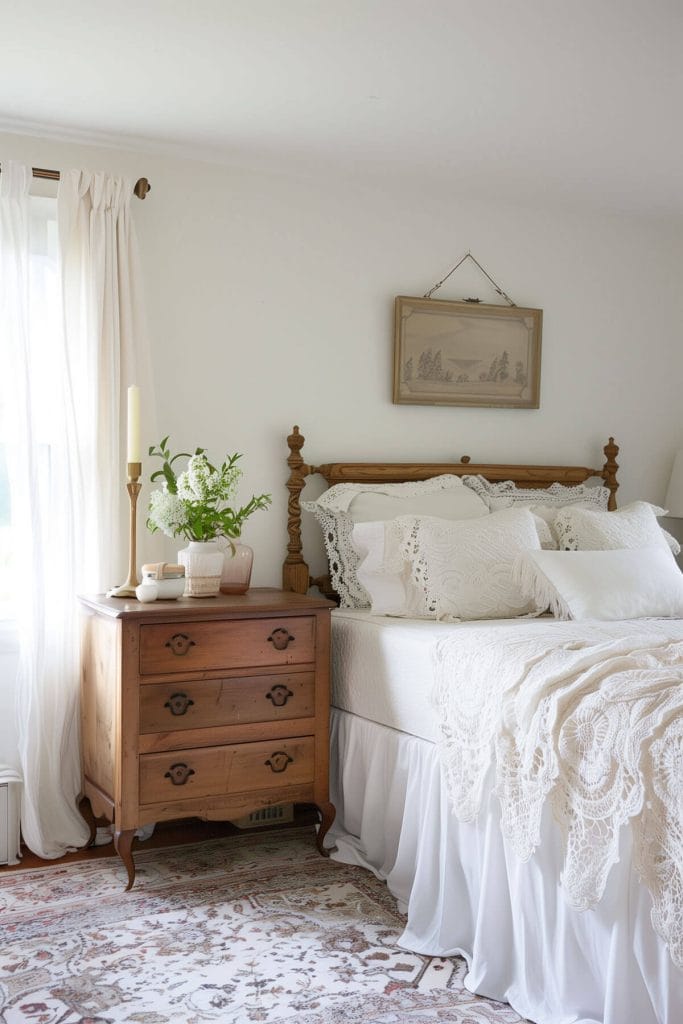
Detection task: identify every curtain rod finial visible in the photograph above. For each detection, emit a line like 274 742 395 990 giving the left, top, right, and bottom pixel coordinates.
133 177 151 200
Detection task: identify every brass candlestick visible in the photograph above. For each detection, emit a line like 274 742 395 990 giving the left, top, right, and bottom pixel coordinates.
107 462 142 598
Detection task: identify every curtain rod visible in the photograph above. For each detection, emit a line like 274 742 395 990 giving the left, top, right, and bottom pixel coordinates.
0 165 151 199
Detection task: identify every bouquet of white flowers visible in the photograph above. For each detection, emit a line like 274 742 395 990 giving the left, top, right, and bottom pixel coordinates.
146 437 271 542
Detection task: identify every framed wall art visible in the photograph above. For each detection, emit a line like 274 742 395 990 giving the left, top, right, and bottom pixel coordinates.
393 296 543 409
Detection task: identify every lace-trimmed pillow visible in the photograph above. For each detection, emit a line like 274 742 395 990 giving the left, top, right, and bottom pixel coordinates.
554 501 681 555
393 507 544 621
462 475 611 511
352 519 435 617
302 476 489 607
353 510 553 617
461 475 611 550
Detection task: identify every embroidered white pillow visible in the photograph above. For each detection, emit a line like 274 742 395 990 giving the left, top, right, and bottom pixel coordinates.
514 548 683 620
303 476 488 608
396 507 543 621
554 501 681 555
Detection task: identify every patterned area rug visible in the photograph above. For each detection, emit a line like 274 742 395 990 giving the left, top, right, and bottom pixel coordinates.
0 827 527 1024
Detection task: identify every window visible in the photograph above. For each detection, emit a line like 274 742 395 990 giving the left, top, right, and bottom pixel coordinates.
0 194 59 625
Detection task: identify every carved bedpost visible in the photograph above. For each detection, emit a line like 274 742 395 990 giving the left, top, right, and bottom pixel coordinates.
283 425 312 594
602 437 619 510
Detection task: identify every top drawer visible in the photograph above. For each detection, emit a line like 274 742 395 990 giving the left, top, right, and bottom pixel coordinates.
139 615 316 675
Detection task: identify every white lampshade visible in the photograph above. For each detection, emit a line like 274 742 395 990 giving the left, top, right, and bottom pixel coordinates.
665 450 683 518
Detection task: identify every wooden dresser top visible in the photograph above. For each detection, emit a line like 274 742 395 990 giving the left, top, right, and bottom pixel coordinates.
78 587 334 622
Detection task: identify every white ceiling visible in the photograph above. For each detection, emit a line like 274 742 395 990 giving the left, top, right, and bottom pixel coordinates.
2 0 681 216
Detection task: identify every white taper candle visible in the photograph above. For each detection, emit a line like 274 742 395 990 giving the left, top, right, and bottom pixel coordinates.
127 385 141 463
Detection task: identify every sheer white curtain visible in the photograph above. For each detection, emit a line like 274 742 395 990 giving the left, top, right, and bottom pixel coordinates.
0 162 152 858
58 170 151 590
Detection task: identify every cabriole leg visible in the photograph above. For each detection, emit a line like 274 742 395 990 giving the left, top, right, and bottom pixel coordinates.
114 828 136 890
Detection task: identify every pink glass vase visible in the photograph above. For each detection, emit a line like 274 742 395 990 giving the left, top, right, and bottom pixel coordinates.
220 540 254 594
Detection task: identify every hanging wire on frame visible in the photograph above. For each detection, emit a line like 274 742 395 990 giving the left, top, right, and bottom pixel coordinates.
423 251 517 306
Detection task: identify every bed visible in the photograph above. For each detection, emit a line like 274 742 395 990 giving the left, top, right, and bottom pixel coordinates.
281 426 683 1024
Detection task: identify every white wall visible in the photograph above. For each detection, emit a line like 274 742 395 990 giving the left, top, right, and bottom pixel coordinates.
2 129 683 585
2 127 682 769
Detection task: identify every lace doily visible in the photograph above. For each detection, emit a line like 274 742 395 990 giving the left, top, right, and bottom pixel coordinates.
433 619 683 968
636 714 683 965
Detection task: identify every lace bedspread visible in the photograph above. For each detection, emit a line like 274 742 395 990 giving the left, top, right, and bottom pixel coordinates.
432 618 683 968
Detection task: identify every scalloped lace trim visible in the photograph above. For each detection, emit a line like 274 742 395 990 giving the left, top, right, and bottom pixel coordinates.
462 475 610 510
301 503 370 607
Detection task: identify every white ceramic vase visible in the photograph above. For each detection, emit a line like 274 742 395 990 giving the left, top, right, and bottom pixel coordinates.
177 540 224 597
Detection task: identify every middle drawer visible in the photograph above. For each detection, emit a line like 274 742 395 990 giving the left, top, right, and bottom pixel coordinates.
139 672 315 734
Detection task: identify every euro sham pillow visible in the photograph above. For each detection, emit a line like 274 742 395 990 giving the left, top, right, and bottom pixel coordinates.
554 501 681 555
514 547 683 620
462 475 611 549
462 475 610 512
391 506 543 621
302 476 488 608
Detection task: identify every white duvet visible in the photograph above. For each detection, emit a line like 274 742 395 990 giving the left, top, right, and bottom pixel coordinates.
433 618 683 968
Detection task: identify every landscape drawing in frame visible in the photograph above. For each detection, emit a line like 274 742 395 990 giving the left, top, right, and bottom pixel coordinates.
393 296 543 408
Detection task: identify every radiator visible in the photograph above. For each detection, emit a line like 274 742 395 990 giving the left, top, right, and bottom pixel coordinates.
0 767 22 865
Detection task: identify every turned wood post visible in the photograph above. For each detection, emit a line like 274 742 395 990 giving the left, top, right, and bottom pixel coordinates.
603 437 619 510
283 425 312 594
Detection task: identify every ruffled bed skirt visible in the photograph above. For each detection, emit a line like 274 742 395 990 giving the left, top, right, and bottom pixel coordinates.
328 708 682 1024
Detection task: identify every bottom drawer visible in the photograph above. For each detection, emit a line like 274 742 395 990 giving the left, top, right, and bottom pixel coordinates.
139 736 315 805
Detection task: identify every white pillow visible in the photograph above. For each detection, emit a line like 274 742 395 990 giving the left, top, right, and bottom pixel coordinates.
353 512 555 617
353 519 431 617
303 476 488 607
554 501 681 556
529 510 557 549
394 507 543 621
514 548 683 621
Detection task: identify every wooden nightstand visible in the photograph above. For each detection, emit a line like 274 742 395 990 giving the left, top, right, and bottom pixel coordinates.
78 588 335 888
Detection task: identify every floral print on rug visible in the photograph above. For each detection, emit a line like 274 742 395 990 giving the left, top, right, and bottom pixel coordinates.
0 827 527 1024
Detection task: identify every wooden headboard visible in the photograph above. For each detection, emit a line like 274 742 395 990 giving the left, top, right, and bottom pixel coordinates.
282 425 620 599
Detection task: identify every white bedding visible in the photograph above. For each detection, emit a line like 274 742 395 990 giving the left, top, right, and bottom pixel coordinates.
331 608 555 741
433 617 683 967
328 609 683 1024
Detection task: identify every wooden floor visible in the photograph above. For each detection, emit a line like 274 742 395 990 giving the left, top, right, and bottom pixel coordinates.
0 800 318 874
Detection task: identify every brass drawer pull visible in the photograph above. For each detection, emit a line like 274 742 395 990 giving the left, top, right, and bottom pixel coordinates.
165 633 196 656
164 763 195 786
264 750 293 773
164 692 195 716
267 627 295 651
265 684 294 707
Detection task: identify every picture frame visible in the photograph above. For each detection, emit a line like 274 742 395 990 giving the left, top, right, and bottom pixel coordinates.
393 296 543 409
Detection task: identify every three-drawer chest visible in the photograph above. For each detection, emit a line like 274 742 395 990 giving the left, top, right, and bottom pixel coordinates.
78 588 334 888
